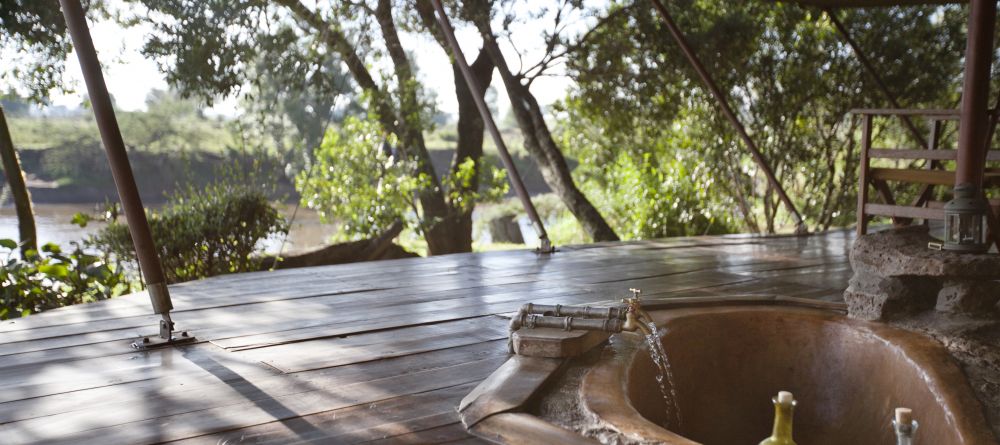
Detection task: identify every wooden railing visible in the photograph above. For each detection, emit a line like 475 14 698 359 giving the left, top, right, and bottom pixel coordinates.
853 108 1000 244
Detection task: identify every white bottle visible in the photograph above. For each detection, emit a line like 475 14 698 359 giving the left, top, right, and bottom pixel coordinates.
892 407 918 445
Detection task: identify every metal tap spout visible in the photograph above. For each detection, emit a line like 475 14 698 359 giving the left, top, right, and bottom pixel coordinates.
620 288 654 336
622 309 653 336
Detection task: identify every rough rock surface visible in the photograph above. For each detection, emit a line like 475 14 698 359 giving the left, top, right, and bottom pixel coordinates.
844 271 939 320
533 343 663 445
846 226 1000 320
850 226 1000 279
937 280 1000 314
891 313 1000 439
847 227 1000 437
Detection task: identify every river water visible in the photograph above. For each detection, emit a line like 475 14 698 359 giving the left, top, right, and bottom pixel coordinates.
0 204 339 254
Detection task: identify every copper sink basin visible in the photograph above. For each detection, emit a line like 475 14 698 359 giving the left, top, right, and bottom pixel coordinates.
582 305 997 445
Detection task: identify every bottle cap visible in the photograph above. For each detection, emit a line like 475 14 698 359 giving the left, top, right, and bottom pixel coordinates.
895 407 913 425
777 391 794 405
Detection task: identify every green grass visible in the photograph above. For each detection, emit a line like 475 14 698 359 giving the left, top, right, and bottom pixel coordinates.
8 116 100 151
424 124 527 156
9 112 234 154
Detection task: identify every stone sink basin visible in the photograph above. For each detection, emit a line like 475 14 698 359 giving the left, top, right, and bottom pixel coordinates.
581 304 997 445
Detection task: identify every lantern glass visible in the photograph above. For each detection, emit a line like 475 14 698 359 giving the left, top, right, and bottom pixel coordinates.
945 212 985 245
943 183 989 253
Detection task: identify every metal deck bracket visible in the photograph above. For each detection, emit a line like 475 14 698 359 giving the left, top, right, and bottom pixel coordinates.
535 237 556 254
130 317 196 350
130 330 196 350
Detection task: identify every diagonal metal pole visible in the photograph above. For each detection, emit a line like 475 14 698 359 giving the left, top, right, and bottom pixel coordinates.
59 0 186 343
825 9 927 148
649 0 807 234
826 8 941 211
428 0 553 252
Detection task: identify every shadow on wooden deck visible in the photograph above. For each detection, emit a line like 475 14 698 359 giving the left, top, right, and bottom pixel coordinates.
0 231 854 444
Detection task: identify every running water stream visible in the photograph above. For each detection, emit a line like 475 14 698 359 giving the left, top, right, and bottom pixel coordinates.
645 321 682 430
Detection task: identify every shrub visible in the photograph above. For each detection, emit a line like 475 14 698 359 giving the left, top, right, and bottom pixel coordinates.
298 115 508 243
0 240 138 320
91 183 287 284
579 152 739 239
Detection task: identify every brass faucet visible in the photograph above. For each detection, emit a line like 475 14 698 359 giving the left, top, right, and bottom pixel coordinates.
507 288 655 351
620 288 654 336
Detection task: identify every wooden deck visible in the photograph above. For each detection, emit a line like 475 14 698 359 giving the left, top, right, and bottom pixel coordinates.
0 231 855 444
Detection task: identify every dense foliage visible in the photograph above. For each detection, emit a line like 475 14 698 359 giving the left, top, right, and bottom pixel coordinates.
561 2 967 235
299 115 508 241
0 240 137 319
123 0 525 254
91 183 287 284
0 0 80 102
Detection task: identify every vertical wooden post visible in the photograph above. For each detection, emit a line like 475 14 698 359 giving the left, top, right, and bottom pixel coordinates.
857 114 872 236
58 0 176 335
0 107 37 257
920 118 943 228
956 0 996 188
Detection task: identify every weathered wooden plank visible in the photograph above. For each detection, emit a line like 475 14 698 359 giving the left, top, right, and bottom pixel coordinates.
356 423 481 445
0 340 508 423
168 382 477 445
849 108 960 118
0 343 278 405
208 270 751 352
869 149 959 160
213 297 565 351
0 255 678 344
0 353 507 444
245 317 509 373
0 280 570 355
865 203 943 220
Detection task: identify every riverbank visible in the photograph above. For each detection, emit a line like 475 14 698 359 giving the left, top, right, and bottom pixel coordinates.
0 204 338 255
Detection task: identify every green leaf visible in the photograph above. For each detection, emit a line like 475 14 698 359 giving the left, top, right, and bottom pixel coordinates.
71 212 90 228
0 239 17 250
38 264 69 278
41 243 61 254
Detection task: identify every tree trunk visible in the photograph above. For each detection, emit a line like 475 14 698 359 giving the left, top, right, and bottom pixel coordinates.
415 1 495 253
0 107 37 257
474 24 619 242
443 51 494 252
259 221 416 269
372 0 461 255
278 0 467 255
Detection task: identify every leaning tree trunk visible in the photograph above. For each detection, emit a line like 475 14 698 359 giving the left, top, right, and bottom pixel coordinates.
416 0 494 253
475 24 619 242
0 107 37 257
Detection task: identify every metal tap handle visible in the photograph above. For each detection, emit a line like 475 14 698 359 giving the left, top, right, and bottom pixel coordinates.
629 288 642 300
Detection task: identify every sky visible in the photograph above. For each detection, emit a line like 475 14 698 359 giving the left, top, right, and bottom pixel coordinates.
45 2 593 120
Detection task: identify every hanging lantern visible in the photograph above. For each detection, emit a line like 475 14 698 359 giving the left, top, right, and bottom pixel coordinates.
943 183 989 253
